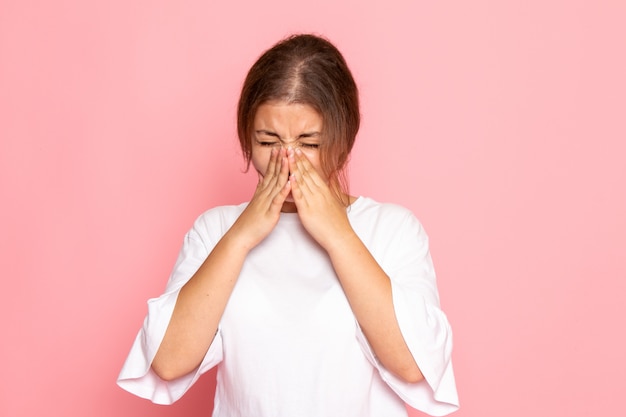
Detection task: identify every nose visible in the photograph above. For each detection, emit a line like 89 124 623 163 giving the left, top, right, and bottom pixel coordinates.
277 142 300 150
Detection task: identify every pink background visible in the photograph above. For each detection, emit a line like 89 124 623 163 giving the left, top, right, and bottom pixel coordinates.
1 1 624 416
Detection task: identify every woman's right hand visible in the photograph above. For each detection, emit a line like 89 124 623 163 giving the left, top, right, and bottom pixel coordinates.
227 147 291 251
152 149 290 381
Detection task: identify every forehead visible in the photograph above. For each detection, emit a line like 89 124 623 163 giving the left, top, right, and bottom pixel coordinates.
253 101 323 131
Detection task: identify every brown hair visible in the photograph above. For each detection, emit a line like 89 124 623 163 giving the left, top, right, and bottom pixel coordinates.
237 34 360 205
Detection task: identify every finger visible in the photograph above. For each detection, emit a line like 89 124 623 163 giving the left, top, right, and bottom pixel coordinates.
261 147 279 188
270 176 292 210
293 148 323 187
275 149 290 188
286 151 310 199
272 148 286 185
289 172 306 205
287 150 310 195
263 149 289 202
263 148 288 195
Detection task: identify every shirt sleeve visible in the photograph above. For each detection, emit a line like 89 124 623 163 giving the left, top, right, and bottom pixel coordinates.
355 208 459 416
116 222 224 405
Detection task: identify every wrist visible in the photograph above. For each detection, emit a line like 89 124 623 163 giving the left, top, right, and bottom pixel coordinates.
322 226 361 256
221 225 258 254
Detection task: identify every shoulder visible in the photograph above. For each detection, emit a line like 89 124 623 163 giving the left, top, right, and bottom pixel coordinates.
349 197 427 244
350 197 430 265
350 196 422 229
188 202 248 243
195 202 247 224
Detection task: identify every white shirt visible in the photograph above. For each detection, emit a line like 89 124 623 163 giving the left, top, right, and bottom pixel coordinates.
117 197 459 416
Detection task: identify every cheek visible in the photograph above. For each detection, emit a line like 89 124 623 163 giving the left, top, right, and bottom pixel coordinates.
251 152 269 176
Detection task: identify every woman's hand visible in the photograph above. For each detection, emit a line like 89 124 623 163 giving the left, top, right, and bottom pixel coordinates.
152 150 291 381
229 147 291 251
288 148 423 383
288 147 353 250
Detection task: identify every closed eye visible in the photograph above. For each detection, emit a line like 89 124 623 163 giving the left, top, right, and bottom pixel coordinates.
301 143 320 149
258 141 279 147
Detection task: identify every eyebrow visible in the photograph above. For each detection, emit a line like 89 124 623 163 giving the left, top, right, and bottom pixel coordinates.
255 130 321 141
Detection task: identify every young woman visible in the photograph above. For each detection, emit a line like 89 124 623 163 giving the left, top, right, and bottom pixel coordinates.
118 34 459 416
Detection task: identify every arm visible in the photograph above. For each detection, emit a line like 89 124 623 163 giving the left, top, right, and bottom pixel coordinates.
327 232 424 383
151 230 247 381
288 148 423 383
152 148 292 381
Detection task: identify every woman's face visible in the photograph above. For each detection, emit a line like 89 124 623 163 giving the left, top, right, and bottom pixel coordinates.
251 101 326 201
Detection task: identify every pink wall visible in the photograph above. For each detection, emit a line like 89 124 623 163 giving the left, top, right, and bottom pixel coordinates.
1 1 624 416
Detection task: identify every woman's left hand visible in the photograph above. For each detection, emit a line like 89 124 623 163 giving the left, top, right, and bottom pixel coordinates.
289 149 424 383
288 148 353 251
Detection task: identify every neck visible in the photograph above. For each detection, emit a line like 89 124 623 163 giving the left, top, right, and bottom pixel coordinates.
280 201 298 213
